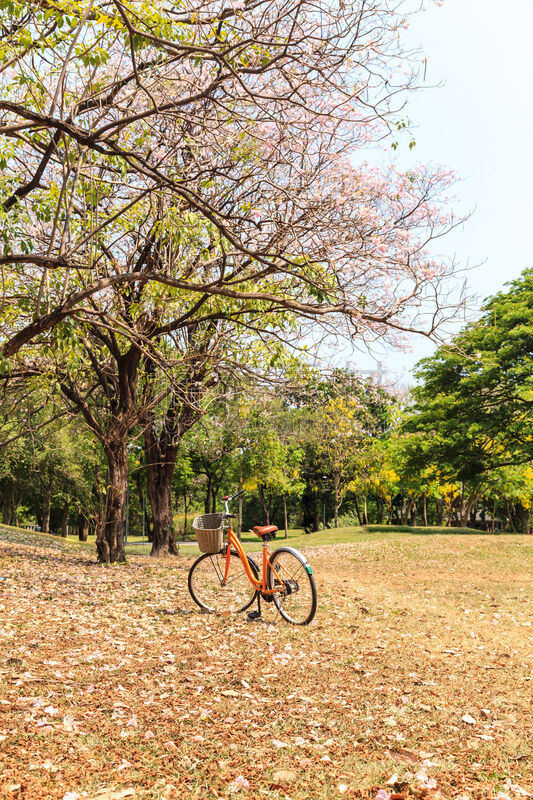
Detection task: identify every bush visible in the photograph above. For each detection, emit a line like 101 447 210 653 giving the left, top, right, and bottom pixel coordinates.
332 513 361 529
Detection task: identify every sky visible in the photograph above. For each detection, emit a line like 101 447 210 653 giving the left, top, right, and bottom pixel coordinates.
349 0 533 383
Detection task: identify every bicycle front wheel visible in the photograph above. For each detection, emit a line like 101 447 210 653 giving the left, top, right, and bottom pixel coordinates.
188 550 259 614
267 547 317 625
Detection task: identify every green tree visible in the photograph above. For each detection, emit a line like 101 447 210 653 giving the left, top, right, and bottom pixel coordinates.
242 410 304 532
407 268 533 481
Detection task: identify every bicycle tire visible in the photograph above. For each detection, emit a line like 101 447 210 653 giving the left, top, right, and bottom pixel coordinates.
188 549 259 614
266 546 317 625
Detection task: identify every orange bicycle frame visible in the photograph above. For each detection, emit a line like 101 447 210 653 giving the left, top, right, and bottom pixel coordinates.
222 524 284 595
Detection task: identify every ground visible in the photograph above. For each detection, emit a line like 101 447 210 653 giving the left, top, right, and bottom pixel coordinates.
0 528 532 800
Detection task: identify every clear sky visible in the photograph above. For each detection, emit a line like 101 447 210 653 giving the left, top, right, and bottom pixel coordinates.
350 0 533 383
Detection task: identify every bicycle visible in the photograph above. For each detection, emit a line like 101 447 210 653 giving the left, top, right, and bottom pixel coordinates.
188 490 317 625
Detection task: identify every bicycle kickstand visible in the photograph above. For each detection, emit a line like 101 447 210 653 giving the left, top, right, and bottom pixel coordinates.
247 593 262 621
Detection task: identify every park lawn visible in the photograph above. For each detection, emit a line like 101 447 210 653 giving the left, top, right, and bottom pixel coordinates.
122 526 377 556
6 524 501 557
122 525 494 555
0 527 532 800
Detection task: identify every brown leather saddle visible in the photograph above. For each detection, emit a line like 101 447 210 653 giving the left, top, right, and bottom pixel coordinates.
252 524 278 540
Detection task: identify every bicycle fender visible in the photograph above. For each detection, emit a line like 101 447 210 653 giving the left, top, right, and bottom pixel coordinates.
269 546 313 574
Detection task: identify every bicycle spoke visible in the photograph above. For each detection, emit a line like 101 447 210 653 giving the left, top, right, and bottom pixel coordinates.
188 551 258 614
210 555 224 583
277 560 306 582
268 548 317 625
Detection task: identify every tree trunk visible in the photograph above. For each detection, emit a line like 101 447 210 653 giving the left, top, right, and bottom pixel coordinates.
148 480 178 557
60 503 69 538
144 432 179 558
333 479 340 528
204 474 212 514
353 496 363 526
460 492 478 527
268 494 276 526
435 497 444 526
78 512 89 541
42 487 51 533
363 495 368 526
410 499 417 527
401 497 409 525
147 513 154 541
510 502 530 534
97 443 128 563
183 489 189 538
376 497 384 524
237 480 243 540
10 484 18 527
422 494 428 526
283 493 288 539
258 485 270 524
302 486 320 533
445 502 453 527
507 502 516 532
2 481 11 525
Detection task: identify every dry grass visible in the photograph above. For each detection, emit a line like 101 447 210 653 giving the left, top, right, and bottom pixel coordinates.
0 528 532 800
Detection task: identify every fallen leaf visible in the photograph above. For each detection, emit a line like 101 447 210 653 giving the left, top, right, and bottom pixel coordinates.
163 740 178 751
227 775 250 793
384 747 420 766
270 770 297 789
62 714 78 732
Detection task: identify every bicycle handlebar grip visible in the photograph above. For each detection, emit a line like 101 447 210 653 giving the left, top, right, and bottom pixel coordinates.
230 489 244 500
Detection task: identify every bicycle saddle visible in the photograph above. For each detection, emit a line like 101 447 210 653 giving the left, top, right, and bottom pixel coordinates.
253 525 278 539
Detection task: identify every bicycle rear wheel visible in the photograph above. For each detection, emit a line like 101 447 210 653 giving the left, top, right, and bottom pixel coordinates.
266 547 317 625
188 550 259 614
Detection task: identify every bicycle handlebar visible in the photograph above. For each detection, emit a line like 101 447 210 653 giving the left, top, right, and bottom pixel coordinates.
223 489 244 517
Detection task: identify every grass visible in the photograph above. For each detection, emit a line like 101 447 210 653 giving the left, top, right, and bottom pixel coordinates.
368 524 502 535
120 526 395 556
8 522 518 559
0 524 532 799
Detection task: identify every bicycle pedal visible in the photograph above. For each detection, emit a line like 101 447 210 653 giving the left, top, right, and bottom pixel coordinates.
247 610 262 621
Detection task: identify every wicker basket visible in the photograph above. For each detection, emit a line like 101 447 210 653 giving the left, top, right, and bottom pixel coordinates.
193 513 224 553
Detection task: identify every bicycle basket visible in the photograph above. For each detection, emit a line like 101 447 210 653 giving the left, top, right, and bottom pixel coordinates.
193 513 225 554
